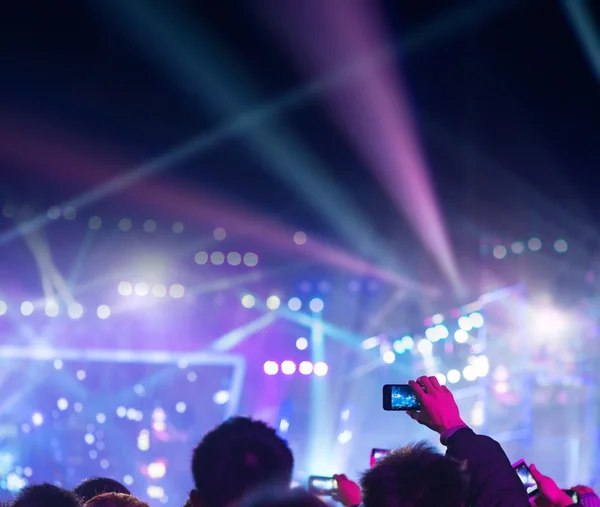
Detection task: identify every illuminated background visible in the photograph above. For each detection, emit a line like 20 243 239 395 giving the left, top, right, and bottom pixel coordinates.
0 0 599 505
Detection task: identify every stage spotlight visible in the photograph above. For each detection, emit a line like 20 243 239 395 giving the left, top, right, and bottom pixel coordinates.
175 402 187 413
279 419 290 432
401 336 414 350
337 430 352 444
213 227 226 241
0 301 6 315
266 296 280 310
152 284 167 297
143 220 157 233
288 297 302 311
493 245 507 259
453 329 468 344
473 355 490 377
148 462 166 480
469 312 484 328
435 324 449 339
241 294 256 308
530 306 569 338
299 361 313 375
554 239 568 253
97 305 111 319
293 231 307 245
264 361 279 375
417 339 433 354
457 316 473 331
194 252 209 265
313 362 328 376
118 282 133 296
31 413 43 426
210 252 225 265
213 390 230 405
392 339 405 354
21 301 34 316
57 398 69 411
362 336 379 350
511 241 525 254
68 303 84 319
134 283 149 296
227 252 242 265
447 369 461 384
425 327 438 342
309 298 324 312
296 337 308 350
463 365 477 381
45 301 59 317
382 350 396 364
243 253 259 267
432 314 444 324
528 237 542 251
281 360 296 375
435 373 447 385
169 284 185 298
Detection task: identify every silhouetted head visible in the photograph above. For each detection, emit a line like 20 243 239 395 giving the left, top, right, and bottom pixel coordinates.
74 478 131 503
83 493 148 507
13 483 82 507
190 417 294 507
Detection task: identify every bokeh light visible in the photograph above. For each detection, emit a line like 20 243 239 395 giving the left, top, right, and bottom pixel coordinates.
454 329 469 343
118 282 133 296
313 362 328 376
296 337 308 350
241 294 256 308
97 305 111 319
68 303 84 319
382 350 395 364
299 361 313 375
134 283 149 296
243 253 259 267
194 252 209 265
21 301 34 316
169 284 185 298
528 237 542 251
309 298 324 312
417 339 433 354
511 241 525 254
227 252 242 265
469 312 484 328
288 297 302 311
281 361 296 375
447 369 461 384
266 296 281 310
554 239 568 253
293 231 307 245
263 361 279 375
210 252 225 265
493 245 507 260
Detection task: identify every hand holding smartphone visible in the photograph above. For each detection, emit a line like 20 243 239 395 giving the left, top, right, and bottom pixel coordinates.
512 460 538 497
307 476 338 496
382 384 421 411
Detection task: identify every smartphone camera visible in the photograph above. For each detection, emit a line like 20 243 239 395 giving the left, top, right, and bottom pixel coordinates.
307 476 338 496
512 460 538 497
370 448 391 467
382 384 421 411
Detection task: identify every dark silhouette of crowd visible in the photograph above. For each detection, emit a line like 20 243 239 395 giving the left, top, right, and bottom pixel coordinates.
4 376 598 507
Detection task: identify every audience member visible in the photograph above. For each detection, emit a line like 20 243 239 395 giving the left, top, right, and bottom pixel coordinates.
240 488 327 507
12 483 81 507
189 417 294 507
74 478 131 503
529 465 584 507
83 493 148 507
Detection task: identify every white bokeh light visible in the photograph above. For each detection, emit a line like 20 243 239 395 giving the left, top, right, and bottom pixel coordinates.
45 301 59 317
382 350 396 364
169 284 185 298
0 301 6 315
152 284 167 298
288 297 302 311
243 253 259 267
68 303 84 319
134 283 149 296
296 337 308 350
210 252 225 265
213 390 230 405
241 294 256 308
213 227 226 241
281 361 296 375
493 245 507 260
21 301 34 316
447 369 461 384
194 252 209 265
293 231 307 245
309 298 324 312
299 361 313 375
266 296 280 310
463 365 478 381
454 329 469 343
118 282 133 296
227 252 242 265
313 362 328 376
417 339 433 354
97 305 111 319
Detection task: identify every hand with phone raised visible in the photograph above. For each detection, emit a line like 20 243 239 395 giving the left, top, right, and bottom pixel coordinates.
407 376 466 435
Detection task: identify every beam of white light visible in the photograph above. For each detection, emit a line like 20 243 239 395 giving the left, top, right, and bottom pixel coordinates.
210 313 277 352
266 0 464 293
562 0 600 82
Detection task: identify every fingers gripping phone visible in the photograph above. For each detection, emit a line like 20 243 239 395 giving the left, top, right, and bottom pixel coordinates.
512 460 538 497
382 384 421 411
307 476 338 496
370 448 391 467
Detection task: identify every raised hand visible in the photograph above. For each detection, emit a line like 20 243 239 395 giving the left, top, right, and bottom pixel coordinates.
332 474 361 507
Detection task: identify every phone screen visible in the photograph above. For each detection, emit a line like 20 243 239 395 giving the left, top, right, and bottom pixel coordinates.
563 490 579 503
513 462 538 496
370 448 391 467
383 384 421 411
307 476 337 496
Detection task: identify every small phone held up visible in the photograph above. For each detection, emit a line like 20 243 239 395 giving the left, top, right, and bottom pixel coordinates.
512 460 538 497
307 476 338 496
370 448 391 467
382 384 421 411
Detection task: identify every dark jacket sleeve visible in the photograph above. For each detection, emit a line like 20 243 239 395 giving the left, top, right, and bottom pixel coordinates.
445 427 530 507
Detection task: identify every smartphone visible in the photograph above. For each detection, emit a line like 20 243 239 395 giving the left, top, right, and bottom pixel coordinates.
382 384 421 411
307 476 337 496
512 460 538 497
370 448 391 467
563 490 579 503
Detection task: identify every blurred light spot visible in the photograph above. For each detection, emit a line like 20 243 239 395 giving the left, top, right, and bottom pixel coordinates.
493 245 507 260
195 251 209 265
53 359 63 370
241 294 256 308
96 413 106 424
227 252 242 265
97 305 111 319
337 430 352 444
454 329 469 343
89 450 98 459
172 222 184 233
213 227 226 241
288 297 302 311
89 216 102 230
213 390 230 405
458 316 473 331
471 400 485 427
296 337 308 350
187 371 197 382
266 296 280 310
309 298 324 312
150 284 166 298
447 369 461 384
470 312 484 328
244 253 259 267
435 373 447 385
473 355 490 377
23 467 32 478
118 282 133 296
554 239 568 253
382 350 396 364
211 252 225 265
147 486 164 499
169 284 185 298
493 365 509 382
47 206 61 219
100 459 109 470
134 283 149 296
293 231 307 245
511 241 525 254
45 301 59 317
134 384 146 396
401 336 414 350
362 336 380 350
495 382 510 394
281 360 296 375
123 475 134 486
74 403 83 413
32 413 43 426
68 303 84 319
417 339 433 354
264 361 279 375
0 301 6 315
313 362 328 376
76 370 86 381
119 218 132 231
63 207 77 220
57 398 68 411
463 365 477 381
143 220 157 233
84 433 95 445
299 361 313 375
21 301 34 316
528 237 542 251
116 406 127 418
392 339 405 354
175 402 187 413
279 419 290 432
432 314 444 325
148 462 166 479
